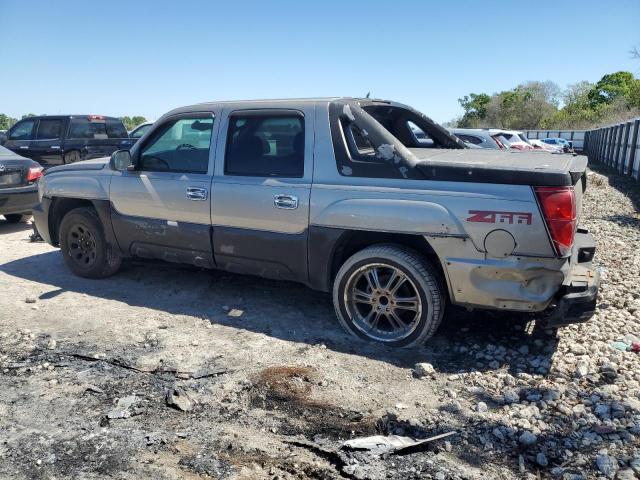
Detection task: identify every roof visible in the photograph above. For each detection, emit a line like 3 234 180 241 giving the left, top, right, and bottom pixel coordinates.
164 97 371 117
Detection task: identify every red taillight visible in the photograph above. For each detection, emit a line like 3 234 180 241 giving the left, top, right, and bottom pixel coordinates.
534 186 576 257
27 166 43 183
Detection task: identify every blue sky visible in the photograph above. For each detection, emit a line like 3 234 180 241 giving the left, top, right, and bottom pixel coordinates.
1 0 638 123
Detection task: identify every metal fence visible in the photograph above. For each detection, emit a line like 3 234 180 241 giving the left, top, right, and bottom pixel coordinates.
523 129 587 151
583 118 640 182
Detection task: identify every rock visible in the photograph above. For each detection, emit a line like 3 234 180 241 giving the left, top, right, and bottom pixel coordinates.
519 431 537 447
25 297 36 304
476 401 488 413
46 339 56 350
616 469 636 480
518 345 529 355
595 453 618 478
503 388 520 404
191 340 199 346
536 452 548 467
166 386 196 412
227 308 243 318
600 363 618 381
575 358 590 378
413 362 435 377
107 395 137 419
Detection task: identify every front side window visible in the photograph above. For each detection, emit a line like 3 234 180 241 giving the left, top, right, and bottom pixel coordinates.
140 117 213 173
36 119 63 140
224 114 304 177
9 119 36 140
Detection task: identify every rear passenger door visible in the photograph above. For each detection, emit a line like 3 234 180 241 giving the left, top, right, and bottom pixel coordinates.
109 112 219 267
211 107 314 283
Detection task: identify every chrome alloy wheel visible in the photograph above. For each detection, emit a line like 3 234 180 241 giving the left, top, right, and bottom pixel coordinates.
344 263 423 342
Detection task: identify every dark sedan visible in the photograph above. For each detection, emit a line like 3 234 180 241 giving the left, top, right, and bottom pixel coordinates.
0 145 43 223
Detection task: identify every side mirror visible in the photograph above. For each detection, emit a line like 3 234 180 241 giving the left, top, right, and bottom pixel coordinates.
110 150 132 171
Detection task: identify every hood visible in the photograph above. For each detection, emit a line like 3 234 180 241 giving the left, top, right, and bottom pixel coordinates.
410 148 586 187
45 157 110 175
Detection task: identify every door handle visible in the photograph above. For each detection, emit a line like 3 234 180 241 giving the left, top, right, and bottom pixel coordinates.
186 186 208 201
274 194 298 210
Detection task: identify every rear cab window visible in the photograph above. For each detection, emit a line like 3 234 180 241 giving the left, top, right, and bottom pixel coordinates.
224 112 304 178
68 117 128 139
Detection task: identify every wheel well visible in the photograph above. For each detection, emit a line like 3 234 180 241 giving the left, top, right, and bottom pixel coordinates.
330 231 446 286
49 197 95 245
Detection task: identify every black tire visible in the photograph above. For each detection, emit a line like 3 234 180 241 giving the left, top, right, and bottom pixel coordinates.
4 213 31 223
59 207 121 278
332 245 445 348
64 150 81 164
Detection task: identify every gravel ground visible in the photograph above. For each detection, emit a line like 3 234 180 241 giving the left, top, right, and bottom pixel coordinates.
0 161 639 480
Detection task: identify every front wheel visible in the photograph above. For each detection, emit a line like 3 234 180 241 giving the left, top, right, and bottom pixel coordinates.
59 207 121 278
333 245 445 348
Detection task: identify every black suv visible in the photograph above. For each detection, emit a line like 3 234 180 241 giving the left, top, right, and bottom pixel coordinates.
3 115 134 166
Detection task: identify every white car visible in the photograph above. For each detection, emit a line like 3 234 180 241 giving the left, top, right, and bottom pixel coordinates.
529 139 563 153
489 129 534 151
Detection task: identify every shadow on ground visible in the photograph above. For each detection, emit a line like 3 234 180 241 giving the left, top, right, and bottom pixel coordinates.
1 247 559 376
0 219 34 234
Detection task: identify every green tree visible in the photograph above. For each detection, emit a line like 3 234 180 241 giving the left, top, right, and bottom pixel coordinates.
587 71 636 107
0 114 18 130
21 113 36 119
119 116 147 131
457 93 490 127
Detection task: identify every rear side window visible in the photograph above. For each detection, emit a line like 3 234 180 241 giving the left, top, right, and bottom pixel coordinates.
457 134 482 145
224 114 304 177
36 119 63 140
106 120 128 138
69 118 127 139
9 119 36 140
140 116 213 174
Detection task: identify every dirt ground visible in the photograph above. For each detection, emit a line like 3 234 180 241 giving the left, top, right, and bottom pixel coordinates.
1 163 639 480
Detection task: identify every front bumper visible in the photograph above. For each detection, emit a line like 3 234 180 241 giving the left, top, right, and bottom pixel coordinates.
32 197 53 244
0 184 38 215
540 229 600 327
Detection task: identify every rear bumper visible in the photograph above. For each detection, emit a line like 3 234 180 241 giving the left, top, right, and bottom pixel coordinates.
0 185 38 215
32 197 53 244
540 229 600 327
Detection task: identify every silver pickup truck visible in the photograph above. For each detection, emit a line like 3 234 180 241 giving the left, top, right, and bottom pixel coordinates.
33 98 599 347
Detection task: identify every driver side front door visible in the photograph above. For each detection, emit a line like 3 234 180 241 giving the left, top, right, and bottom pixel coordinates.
109 111 219 267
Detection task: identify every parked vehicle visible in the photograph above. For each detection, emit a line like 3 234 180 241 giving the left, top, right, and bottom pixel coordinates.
0 145 43 223
0 130 7 145
3 115 134 167
541 137 573 153
129 122 154 141
33 97 599 347
449 129 507 149
529 139 563 153
489 129 534 150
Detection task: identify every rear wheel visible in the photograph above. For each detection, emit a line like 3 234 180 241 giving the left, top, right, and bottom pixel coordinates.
4 214 31 223
333 245 445 348
59 207 121 278
64 150 81 164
